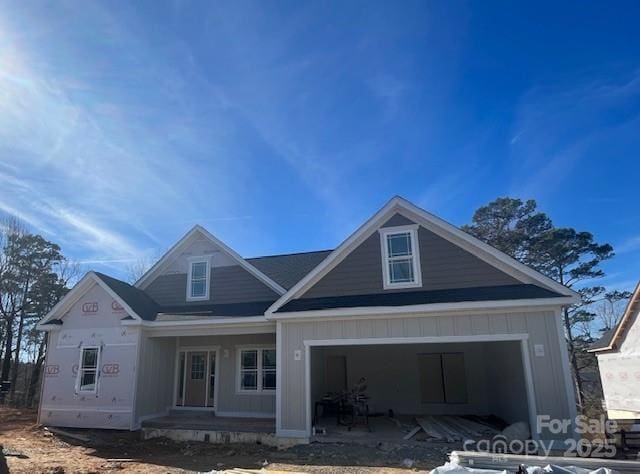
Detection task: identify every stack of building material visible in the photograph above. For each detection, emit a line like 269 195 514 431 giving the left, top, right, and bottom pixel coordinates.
411 416 498 442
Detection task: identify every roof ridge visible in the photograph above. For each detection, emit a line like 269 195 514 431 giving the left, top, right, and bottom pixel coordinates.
247 249 333 260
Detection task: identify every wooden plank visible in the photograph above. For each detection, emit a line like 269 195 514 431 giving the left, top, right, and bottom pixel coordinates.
416 417 448 441
451 451 640 473
402 426 421 440
443 416 481 438
429 416 463 442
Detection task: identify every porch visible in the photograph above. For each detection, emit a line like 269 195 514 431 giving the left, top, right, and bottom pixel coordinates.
140 410 280 446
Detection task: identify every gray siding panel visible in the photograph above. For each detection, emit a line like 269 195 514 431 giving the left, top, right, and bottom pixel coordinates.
145 265 279 306
303 217 519 299
278 309 572 436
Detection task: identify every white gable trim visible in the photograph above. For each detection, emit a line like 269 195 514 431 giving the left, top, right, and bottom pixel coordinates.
36 272 143 329
588 280 640 353
266 196 579 316
134 225 286 295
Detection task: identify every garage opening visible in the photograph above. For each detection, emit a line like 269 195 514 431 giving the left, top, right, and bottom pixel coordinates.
309 340 533 443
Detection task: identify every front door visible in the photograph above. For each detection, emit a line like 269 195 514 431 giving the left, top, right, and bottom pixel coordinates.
184 351 207 406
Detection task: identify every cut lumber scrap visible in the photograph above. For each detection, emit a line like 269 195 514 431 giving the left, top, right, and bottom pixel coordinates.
402 426 421 440
44 427 91 443
442 416 481 438
427 415 461 442
451 450 640 473
415 417 447 440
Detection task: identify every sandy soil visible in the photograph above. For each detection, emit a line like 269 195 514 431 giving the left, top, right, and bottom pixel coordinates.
0 407 448 473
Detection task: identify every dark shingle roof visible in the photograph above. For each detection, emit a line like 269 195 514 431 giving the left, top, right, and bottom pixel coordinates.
248 250 332 290
277 284 564 313
158 300 275 318
589 328 615 351
94 272 160 321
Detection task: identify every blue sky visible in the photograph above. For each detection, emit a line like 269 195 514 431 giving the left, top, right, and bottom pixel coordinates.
0 1 639 292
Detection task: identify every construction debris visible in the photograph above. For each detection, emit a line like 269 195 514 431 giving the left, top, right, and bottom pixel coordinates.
449 450 640 473
414 416 498 442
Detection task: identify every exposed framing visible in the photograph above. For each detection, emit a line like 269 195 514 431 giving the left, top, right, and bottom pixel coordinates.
301 334 539 440
379 224 422 290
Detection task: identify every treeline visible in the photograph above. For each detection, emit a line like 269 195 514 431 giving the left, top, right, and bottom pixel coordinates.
463 197 630 415
0 220 75 407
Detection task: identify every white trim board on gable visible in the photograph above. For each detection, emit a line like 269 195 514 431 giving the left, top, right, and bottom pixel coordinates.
37 272 144 328
134 225 286 295
266 196 580 315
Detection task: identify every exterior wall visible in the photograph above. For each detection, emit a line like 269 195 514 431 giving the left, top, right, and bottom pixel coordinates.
597 310 640 418
177 333 276 417
311 343 489 415
303 213 518 299
146 267 278 306
278 308 573 437
484 341 529 424
143 232 279 306
39 283 140 430
135 335 176 422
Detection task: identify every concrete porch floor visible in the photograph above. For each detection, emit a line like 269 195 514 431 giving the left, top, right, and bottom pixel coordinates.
141 411 276 433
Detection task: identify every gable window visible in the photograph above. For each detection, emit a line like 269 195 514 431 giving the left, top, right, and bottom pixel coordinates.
187 257 210 301
380 225 422 289
78 347 100 393
238 347 276 393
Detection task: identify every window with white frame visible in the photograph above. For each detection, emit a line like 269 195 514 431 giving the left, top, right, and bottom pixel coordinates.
380 226 422 289
238 348 276 393
187 257 210 300
78 347 99 393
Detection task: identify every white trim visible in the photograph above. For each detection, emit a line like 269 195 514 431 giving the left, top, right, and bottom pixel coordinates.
269 297 576 321
588 280 640 353
76 345 101 394
554 308 578 430
215 411 276 419
186 256 210 301
520 339 539 441
134 225 286 295
130 328 144 430
302 333 534 438
37 272 144 328
266 196 580 316
276 320 283 433
236 346 277 395
174 347 219 409
379 225 422 290
123 316 271 328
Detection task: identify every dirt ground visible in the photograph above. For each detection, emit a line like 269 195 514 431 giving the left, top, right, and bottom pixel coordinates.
0 407 450 473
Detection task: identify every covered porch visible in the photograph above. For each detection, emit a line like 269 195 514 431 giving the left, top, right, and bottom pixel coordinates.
132 316 277 441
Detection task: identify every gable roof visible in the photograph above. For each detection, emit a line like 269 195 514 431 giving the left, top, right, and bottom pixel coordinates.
267 196 580 315
278 284 565 313
37 271 149 327
94 272 159 321
134 225 286 295
588 281 640 353
248 250 333 290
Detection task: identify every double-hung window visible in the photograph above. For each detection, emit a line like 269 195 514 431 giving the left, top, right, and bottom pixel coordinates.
238 348 276 393
380 226 422 289
187 257 210 301
78 347 99 393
